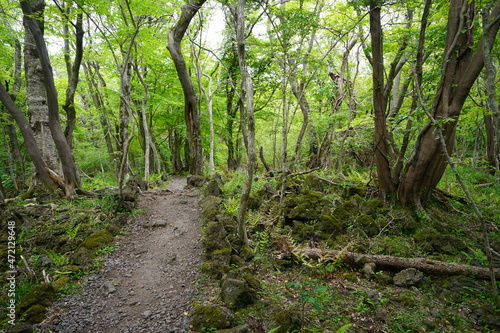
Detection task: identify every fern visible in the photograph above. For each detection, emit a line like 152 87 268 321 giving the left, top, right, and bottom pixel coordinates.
44 249 69 267
336 324 352 333
65 222 82 239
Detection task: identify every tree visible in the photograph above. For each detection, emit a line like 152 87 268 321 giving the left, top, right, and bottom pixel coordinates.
21 0 82 197
233 0 256 245
398 0 500 206
167 0 207 176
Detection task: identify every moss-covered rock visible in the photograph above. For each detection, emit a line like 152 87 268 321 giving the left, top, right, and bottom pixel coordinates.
230 255 246 268
291 221 315 242
261 303 301 333
190 305 237 331
19 283 55 314
71 230 114 265
203 222 230 255
352 214 377 236
344 185 367 198
21 304 47 324
239 245 254 261
201 196 221 222
52 276 71 291
284 190 327 222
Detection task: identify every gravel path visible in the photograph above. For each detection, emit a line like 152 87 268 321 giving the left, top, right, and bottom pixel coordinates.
37 177 202 333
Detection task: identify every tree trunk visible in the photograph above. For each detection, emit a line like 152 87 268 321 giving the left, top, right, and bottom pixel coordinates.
0 82 59 192
82 62 118 167
398 0 500 206
298 248 500 280
62 4 84 149
21 0 81 197
482 3 500 175
234 0 256 246
167 0 206 176
370 0 395 201
22 0 59 175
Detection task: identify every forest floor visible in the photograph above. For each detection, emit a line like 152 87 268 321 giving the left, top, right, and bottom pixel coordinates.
36 176 202 333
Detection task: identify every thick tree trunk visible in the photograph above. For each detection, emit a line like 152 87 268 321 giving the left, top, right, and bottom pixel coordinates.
299 248 500 280
167 0 206 176
23 0 59 174
0 82 59 192
21 0 81 196
398 0 500 206
370 0 395 201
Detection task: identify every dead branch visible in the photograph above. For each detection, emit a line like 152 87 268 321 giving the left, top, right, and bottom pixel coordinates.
297 248 500 280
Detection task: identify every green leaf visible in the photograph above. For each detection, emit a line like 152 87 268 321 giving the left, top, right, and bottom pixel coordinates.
336 324 353 333
268 326 282 333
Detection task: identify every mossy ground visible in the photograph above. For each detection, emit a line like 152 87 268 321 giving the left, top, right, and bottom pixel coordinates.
0 191 123 327
193 170 500 333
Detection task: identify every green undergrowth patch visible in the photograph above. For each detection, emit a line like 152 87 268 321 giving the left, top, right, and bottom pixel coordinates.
0 190 130 328
194 171 500 332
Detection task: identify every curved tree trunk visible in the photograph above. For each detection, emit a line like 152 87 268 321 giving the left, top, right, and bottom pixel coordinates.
398 0 500 206
21 0 81 197
61 3 84 149
0 82 59 192
167 0 206 176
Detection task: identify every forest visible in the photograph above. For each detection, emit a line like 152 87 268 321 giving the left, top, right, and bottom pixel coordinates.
1 0 500 332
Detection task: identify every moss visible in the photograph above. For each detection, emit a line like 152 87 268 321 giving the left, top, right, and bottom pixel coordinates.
239 245 254 261
291 221 315 242
344 185 367 198
71 230 114 265
284 190 327 222
52 276 71 291
201 196 221 221
79 230 113 250
230 255 246 268
317 214 345 235
19 283 55 313
352 214 377 236
21 304 47 324
190 305 237 331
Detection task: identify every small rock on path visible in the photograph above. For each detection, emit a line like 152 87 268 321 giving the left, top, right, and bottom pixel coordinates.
37 176 202 333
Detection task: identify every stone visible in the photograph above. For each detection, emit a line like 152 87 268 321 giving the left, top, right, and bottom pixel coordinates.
19 283 56 313
100 281 117 295
362 262 376 279
393 268 424 287
189 305 236 331
187 175 207 187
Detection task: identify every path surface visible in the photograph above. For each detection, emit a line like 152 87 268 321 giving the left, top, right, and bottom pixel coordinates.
38 177 202 333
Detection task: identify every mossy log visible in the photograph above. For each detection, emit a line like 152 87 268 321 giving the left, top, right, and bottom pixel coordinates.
298 248 500 280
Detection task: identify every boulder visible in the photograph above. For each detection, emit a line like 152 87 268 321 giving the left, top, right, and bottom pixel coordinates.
190 305 237 331
393 268 424 287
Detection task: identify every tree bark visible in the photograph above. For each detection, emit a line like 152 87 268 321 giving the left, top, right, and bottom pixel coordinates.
482 3 500 174
398 0 500 206
167 0 206 176
22 0 59 174
234 0 256 246
370 0 395 201
61 3 84 149
0 82 59 192
298 248 500 280
21 0 81 197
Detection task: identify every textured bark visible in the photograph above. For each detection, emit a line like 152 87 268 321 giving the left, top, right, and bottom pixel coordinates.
22 0 59 173
398 0 500 206
167 0 206 176
22 0 81 196
299 248 500 280
370 0 395 201
0 82 59 192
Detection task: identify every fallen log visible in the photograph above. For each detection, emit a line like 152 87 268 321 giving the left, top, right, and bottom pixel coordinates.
298 248 500 280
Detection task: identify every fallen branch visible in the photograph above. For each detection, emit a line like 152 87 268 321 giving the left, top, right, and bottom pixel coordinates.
298 248 500 280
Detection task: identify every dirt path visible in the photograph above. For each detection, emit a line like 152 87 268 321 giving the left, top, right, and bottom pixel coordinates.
38 177 202 333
